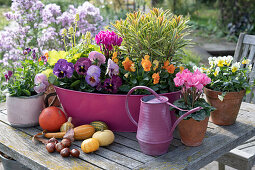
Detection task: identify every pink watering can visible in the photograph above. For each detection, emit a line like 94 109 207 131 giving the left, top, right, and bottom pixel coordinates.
126 86 202 156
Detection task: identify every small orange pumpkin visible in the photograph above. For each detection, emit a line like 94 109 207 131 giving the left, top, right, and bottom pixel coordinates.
81 138 99 153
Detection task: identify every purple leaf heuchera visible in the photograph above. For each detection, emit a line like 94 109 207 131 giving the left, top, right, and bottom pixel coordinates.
103 75 122 93
53 59 74 78
106 59 119 77
85 65 101 87
34 73 49 93
74 57 92 75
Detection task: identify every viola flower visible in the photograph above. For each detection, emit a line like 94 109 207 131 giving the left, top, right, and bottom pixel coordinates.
34 73 49 93
112 52 118 63
74 57 92 75
141 55 152 72
231 62 240 73
122 57 136 72
217 57 224 67
88 51 106 66
103 75 122 93
152 73 160 84
85 65 101 87
32 49 36 60
23 48 31 55
179 66 185 73
166 64 176 74
214 67 220 76
106 59 119 77
53 59 74 78
4 71 13 81
39 52 48 62
242 59 250 65
153 60 159 71
163 60 170 69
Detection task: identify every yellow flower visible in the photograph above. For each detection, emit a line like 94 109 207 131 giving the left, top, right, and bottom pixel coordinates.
231 62 240 73
214 67 220 76
141 55 152 72
242 59 250 65
122 57 135 72
152 73 160 84
124 73 129 78
153 60 159 71
217 57 224 67
179 66 184 73
112 52 118 63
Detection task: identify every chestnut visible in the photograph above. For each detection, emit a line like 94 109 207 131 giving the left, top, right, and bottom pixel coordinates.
48 137 58 144
46 143 55 153
55 142 64 152
60 148 70 157
70 149 80 158
61 138 72 148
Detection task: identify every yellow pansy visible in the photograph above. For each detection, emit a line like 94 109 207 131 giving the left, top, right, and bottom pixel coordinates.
231 62 240 73
112 52 118 63
153 60 159 71
242 59 250 65
214 67 220 76
217 57 224 67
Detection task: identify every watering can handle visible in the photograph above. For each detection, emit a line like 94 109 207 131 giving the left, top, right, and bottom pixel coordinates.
169 106 203 135
125 86 162 127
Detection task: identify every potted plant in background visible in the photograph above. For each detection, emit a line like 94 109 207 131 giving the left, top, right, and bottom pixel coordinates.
172 69 215 146
203 56 253 125
46 9 191 132
3 48 49 127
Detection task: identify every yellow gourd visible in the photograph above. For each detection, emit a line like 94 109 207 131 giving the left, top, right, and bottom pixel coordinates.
92 130 115 146
60 117 74 132
81 138 99 153
44 124 95 140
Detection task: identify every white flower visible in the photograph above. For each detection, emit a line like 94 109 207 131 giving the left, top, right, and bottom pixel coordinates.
214 67 221 76
231 62 241 73
242 59 251 65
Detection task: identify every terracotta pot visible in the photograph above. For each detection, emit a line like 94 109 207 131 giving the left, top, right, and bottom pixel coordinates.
204 87 245 126
6 93 44 127
178 117 209 146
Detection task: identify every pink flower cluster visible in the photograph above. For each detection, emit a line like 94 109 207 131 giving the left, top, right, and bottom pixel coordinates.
174 69 211 91
95 30 123 51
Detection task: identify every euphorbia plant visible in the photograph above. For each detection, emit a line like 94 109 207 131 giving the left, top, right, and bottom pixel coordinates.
172 69 215 121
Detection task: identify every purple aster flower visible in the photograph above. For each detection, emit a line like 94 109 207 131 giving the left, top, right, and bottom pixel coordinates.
85 65 101 87
88 51 106 66
106 59 119 77
34 73 49 93
23 48 31 55
74 57 92 75
103 75 122 93
4 71 13 81
53 59 74 78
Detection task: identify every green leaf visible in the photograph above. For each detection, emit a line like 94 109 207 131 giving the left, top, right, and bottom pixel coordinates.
119 85 131 92
22 89 31 96
17 68 23 72
48 75 57 84
70 80 81 87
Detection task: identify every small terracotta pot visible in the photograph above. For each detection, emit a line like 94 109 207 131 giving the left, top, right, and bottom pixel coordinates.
204 87 245 126
178 117 209 146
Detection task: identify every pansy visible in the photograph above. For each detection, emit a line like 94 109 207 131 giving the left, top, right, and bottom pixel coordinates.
34 73 49 93
141 55 152 72
122 57 135 72
23 48 31 55
166 64 176 74
152 73 160 84
217 57 224 67
106 59 119 77
85 65 101 87
74 57 92 75
53 59 74 78
242 59 250 65
88 51 106 66
153 60 159 71
32 49 36 60
103 75 122 93
214 67 220 76
4 71 13 81
231 62 240 73
112 52 118 63
179 66 185 73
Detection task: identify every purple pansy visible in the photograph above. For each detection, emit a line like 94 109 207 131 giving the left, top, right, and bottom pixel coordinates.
88 51 106 66
74 57 92 75
103 75 122 93
106 59 119 77
32 49 36 60
85 65 101 87
23 48 31 55
4 71 13 81
34 73 49 93
53 59 74 78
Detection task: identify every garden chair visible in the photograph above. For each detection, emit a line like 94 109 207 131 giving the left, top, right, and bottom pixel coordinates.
217 33 255 170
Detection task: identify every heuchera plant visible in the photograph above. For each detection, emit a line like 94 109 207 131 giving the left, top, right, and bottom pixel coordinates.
172 69 215 121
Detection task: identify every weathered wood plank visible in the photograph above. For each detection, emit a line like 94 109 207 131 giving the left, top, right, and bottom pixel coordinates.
243 34 255 45
233 33 245 62
0 112 132 170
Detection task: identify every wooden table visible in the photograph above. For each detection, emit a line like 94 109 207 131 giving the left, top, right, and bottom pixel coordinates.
0 102 255 170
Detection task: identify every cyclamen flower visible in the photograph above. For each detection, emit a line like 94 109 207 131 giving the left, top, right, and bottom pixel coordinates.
103 75 122 93
106 59 119 77
88 51 106 66
4 71 13 81
74 57 92 75
53 59 74 78
85 65 101 87
34 73 49 93
95 30 123 51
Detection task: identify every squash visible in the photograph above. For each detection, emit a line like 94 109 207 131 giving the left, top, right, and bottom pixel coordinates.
45 125 95 140
92 130 115 146
81 138 99 153
39 106 67 132
90 121 108 132
60 117 74 132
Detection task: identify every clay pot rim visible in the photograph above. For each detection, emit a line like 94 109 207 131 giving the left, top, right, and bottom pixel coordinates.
204 87 246 99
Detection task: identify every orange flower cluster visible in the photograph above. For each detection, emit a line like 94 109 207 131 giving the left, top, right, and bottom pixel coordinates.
163 60 175 74
39 52 49 62
112 52 118 63
152 73 160 84
141 55 152 72
122 57 135 72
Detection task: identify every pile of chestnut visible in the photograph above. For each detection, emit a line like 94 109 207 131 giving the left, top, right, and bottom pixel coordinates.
45 137 80 158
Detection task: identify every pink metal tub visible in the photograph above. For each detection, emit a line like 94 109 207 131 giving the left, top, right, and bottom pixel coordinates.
55 86 181 132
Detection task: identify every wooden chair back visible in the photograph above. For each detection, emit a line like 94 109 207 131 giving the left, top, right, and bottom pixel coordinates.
233 33 255 103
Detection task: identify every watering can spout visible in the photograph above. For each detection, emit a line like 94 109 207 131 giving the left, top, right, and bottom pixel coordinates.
169 106 203 136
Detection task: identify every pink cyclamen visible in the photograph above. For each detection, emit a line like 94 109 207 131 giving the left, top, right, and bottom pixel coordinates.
95 30 123 51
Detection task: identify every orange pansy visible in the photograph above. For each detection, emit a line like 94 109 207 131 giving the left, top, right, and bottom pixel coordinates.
122 57 135 72
152 73 160 84
166 64 176 74
141 55 152 72
179 66 184 73
112 52 118 63
163 60 170 69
